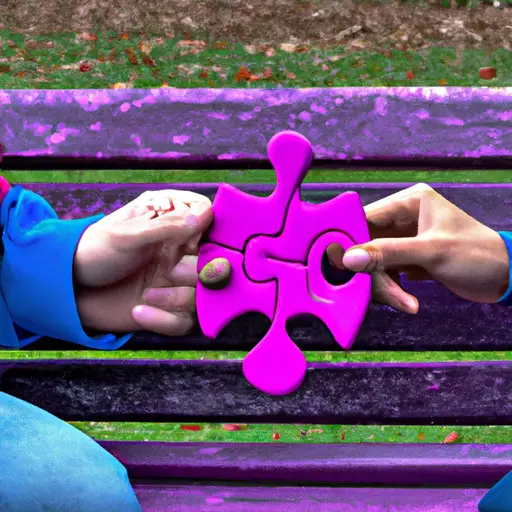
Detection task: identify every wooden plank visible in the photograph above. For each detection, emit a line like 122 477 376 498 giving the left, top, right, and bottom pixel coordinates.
2 361 512 424
100 441 512 486
132 483 486 512
1 88 511 170
13 182 512 352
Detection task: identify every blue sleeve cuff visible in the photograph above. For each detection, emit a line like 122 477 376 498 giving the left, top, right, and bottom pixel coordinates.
497 231 512 306
0 186 133 349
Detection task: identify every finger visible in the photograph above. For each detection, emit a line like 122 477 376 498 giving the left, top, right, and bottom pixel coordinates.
364 183 434 235
132 305 195 336
120 200 213 248
168 255 199 287
144 286 196 312
372 271 419 314
342 236 430 273
184 233 202 255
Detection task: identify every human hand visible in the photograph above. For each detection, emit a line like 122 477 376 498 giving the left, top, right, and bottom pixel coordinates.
328 183 510 313
74 190 213 336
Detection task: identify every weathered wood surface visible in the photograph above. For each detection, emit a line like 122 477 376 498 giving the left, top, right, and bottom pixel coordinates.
1 88 511 169
132 483 486 512
15 182 512 352
2 360 512 424
100 441 512 486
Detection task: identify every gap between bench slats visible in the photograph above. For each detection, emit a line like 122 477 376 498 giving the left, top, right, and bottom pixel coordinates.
132 483 486 512
1 88 511 170
11 182 512 352
99 441 512 487
2 360 512 424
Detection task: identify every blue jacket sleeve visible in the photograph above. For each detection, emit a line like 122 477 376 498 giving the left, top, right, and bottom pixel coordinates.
497 231 512 306
0 185 133 349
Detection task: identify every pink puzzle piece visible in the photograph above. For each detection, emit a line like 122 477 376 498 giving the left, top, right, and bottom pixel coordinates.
196 131 371 396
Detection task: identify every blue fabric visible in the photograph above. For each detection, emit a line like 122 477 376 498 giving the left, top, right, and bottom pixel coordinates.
479 470 512 512
479 231 512 509
0 392 142 512
498 231 512 306
0 185 133 349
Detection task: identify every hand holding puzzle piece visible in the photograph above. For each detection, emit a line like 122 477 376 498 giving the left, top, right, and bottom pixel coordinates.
196 131 371 396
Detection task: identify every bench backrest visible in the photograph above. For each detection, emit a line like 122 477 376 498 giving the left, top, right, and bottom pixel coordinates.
1 88 512 508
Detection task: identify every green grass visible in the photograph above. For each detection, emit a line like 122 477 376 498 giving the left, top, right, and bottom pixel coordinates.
2 350 512 362
1 30 511 88
6 169 512 184
71 422 512 444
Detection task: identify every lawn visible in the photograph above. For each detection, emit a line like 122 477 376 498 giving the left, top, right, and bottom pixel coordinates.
0 30 510 88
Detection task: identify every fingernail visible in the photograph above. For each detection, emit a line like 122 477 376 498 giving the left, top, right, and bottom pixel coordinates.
342 248 371 272
145 288 172 307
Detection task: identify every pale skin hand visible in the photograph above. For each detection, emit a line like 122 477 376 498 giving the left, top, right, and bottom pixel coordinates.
73 190 213 336
328 183 510 313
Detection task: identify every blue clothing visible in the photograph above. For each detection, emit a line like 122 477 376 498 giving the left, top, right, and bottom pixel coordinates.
0 392 142 512
478 230 512 511
0 185 140 511
0 185 132 349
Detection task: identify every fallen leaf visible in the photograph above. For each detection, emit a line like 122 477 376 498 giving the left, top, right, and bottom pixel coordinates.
418 432 426 441
125 48 138 65
177 40 205 48
141 53 156 67
180 424 202 431
443 431 458 444
280 43 297 53
235 65 258 82
341 432 346 440
0 65 11 73
272 432 280 440
300 430 307 436
479 67 497 80
121 33 129 40
244 44 259 55
381 50 392 58
286 71 296 79
405 70 415 80
216 41 228 50
81 32 98 41
262 67 273 79
79 62 93 73
438 78 448 86
199 69 209 79
222 424 241 431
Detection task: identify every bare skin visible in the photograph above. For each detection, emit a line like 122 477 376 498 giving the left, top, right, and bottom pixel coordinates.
328 183 510 313
74 190 213 337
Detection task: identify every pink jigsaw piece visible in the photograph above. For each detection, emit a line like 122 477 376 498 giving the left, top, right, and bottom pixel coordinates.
196 131 371 396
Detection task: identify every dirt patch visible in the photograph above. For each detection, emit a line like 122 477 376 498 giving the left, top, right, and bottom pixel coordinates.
1 0 511 52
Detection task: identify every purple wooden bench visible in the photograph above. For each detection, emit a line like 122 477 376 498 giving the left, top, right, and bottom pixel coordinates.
1 88 512 511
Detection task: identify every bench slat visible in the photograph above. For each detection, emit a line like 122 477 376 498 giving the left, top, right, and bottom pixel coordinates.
11 182 512 352
2 88 511 169
2 360 512 424
100 441 512 486
132 483 486 512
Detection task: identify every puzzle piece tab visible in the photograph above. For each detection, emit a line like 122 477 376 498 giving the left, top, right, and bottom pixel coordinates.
207 131 313 251
197 131 371 396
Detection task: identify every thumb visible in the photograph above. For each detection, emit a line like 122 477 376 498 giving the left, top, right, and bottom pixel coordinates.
342 237 428 273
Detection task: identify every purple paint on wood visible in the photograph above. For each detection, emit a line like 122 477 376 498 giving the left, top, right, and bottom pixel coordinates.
99 441 512 486
2 360 512 424
17 183 512 352
132 483 486 512
1 88 511 168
